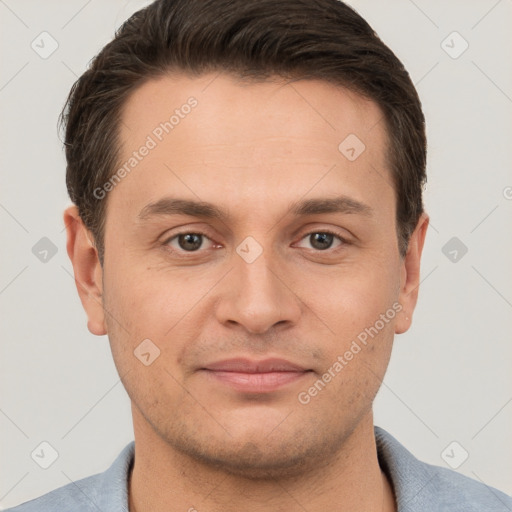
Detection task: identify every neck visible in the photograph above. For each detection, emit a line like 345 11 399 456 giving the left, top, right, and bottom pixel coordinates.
128 410 396 512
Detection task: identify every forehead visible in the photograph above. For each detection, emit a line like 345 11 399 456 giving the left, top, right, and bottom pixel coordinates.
120 72 386 144
112 72 393 222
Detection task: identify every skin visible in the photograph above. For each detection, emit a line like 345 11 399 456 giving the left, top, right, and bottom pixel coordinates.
65 73 428 512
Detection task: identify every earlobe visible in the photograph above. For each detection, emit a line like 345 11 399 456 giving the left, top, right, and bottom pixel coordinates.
63 206 107 336
395 213 429 335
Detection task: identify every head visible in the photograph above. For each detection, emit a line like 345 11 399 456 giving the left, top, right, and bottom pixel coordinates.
64 0 428 478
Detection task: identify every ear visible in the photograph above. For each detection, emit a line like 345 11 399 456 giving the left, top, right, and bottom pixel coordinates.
64 205 107 336
395 213 429 334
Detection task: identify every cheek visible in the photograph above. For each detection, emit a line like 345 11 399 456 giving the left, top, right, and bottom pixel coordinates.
303 256 399 391
102 270 193 409
309 261 400 340
298 316 395 419
106 262 180 330
103 264 210 369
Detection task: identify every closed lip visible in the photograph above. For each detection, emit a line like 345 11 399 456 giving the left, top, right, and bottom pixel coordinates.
201 357 309 373
200 357 311 393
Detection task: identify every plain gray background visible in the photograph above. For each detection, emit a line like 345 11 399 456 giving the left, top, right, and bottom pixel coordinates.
1 0 511 508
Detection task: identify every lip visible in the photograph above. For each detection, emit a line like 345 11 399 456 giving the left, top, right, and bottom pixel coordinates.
200 358 311 393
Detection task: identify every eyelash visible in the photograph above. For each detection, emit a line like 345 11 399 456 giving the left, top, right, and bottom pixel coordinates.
162 229 349 257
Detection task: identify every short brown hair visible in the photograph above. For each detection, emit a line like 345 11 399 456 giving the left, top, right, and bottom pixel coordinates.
61 0 426 265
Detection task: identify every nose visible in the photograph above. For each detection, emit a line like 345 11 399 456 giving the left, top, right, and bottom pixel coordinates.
214 243 302 334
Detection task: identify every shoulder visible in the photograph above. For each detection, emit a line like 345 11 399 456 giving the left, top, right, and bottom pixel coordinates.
4 473 107 512
4 442 135 512
375 426 512 512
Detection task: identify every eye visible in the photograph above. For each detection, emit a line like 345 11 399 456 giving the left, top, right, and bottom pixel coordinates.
165 232 215 253
162 229 348 256
295 230 346 251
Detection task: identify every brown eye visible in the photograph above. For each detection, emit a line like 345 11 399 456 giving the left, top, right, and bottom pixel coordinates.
295 230 345 252
163 229 219 258
309 233 335 250
176 233 204 251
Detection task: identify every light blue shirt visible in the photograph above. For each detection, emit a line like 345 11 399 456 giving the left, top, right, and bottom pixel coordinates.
5 427 512 511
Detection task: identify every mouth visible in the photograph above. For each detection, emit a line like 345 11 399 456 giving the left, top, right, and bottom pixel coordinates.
199 358 313 393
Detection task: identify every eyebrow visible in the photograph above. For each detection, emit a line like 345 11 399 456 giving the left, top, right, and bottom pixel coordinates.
137 195 373 222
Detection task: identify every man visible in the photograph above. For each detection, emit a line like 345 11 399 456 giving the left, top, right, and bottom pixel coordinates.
6 0 511 511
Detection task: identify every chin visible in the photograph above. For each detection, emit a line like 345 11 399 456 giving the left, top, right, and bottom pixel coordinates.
181 439 318 480
167 418 349 481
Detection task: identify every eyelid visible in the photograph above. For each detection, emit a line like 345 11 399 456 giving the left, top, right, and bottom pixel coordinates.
162 226 350 257
162 229 217 252
293 228 349 250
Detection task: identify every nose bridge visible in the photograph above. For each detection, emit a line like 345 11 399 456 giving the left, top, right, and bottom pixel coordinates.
239 245 279 303
215 236 301 334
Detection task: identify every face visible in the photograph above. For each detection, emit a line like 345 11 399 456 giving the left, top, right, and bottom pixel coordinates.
67 73 427 478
